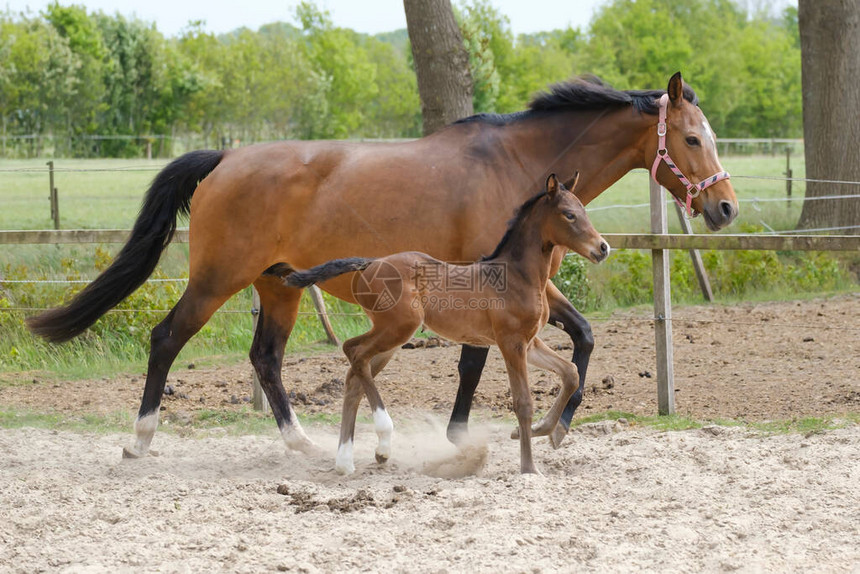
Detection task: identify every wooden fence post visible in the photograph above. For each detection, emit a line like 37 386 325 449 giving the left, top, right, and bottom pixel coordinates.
47 161 59 230
250 287 269 413
650 180 675 415
785 147 792 208
673 202 714 302
308 285 339 346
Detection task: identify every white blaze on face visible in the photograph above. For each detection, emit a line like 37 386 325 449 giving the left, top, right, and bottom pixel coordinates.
701 117 726 171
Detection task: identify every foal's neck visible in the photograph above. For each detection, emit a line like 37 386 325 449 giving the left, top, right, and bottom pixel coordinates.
488 211 555 288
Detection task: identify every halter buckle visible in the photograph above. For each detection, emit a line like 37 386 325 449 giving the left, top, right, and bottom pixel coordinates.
657 122 667 137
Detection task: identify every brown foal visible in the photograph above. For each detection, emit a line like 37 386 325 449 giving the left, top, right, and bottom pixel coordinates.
286 174 609 474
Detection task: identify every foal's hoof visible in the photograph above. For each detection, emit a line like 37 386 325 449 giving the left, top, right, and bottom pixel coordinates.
121 447 159 459
548 423 568 450
375 452 389 464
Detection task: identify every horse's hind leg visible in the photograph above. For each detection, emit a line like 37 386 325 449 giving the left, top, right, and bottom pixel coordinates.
510 337 580 448
447 344 491 445
547 283 594 447
251 275 316 454
123 283 231 458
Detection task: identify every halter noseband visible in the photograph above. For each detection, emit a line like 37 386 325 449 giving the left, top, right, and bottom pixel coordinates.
650 93 731 218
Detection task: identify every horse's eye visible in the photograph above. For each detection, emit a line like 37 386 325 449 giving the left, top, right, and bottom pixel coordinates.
686 136 701 147
564 212 576 222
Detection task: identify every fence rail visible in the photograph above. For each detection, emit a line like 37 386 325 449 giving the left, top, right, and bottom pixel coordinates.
2 228 858 252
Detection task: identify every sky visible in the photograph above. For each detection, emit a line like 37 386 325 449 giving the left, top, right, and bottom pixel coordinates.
2 0 798 38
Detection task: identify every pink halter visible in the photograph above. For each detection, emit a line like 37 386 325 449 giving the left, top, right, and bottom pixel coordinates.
650 93 731 218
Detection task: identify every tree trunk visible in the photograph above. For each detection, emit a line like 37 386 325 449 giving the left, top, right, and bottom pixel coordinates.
796 0 860 234
403 0 474 136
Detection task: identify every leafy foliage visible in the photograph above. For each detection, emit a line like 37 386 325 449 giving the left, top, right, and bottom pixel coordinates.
0 0 803 158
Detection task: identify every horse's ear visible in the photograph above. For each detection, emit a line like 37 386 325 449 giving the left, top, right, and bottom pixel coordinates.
667 72 684 105
562 171 580 193
546 173 560 196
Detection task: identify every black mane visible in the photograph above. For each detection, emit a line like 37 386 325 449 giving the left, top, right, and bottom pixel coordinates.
481 190 548 261
455 75 698 126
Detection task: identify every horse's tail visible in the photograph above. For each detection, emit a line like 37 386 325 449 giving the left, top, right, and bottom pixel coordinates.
284 258 374 289
27 149 225 343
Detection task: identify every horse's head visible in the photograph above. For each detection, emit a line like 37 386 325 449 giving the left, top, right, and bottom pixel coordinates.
543 173 610 264
650 72 738 230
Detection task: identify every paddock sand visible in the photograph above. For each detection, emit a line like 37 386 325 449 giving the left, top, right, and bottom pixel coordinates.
2 295 859 572
2 418 859 573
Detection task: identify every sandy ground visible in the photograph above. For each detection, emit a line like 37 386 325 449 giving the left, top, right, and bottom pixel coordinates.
1 421 859 573
1 295 859 572
3 294 858 421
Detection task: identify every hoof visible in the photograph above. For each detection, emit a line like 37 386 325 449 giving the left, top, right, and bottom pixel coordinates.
548 423 568 450
375 452 389 464
520 467 545 477
122 447 159 459
335 463 355 476
284 433 322 456
446 423 469 446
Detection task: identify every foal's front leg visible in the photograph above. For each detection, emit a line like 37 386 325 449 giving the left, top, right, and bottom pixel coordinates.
511 337 580 447
498 339 539 474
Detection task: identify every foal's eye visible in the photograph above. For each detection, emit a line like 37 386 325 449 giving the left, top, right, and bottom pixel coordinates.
686 136 701 147
564 212 576 222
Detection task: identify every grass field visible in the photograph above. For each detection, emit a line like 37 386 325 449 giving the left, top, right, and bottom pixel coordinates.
1 155 806 232
0 153 855 377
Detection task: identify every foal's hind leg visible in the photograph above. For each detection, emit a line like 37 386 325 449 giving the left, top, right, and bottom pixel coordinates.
368 349 397 463
251 275 316 454
336 321 417 474
511 337 580 448
123 283 231 458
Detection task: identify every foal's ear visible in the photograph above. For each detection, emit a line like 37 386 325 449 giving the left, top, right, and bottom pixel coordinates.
667 72 684 105
546 173 560 196
562 171 580 193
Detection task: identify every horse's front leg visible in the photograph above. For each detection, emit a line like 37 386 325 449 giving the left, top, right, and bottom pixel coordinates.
446 345 491 445
545 282 594 448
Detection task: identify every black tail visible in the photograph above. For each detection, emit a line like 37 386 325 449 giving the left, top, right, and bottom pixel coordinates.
27 150 225 342
284 258 373 289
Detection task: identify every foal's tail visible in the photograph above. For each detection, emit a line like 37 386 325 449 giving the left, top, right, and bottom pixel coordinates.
284 258 374 289
27 150 225 343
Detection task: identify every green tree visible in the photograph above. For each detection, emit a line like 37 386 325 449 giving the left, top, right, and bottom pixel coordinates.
95 14 166 156
44 3 106 154
1 15 77 155
296 1 378 138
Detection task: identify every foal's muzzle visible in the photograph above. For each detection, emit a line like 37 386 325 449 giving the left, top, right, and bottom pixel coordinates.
590 239 611 263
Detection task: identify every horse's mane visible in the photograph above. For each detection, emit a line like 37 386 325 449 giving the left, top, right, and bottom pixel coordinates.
481 190 548 261
455 75 699 126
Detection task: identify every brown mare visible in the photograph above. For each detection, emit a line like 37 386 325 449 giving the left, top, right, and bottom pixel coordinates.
27 72 737 459
285 174 608 473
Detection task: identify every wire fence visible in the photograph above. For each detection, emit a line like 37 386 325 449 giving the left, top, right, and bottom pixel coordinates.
1 150 857 333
